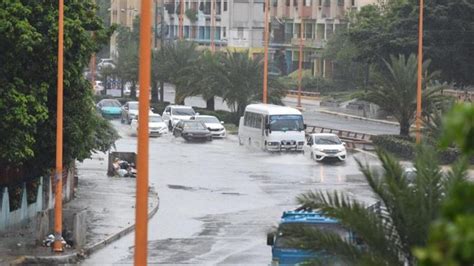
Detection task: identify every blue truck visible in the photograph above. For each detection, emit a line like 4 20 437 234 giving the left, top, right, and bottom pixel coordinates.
267 210 356 265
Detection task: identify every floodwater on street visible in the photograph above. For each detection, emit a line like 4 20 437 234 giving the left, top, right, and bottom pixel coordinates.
83 120 380 265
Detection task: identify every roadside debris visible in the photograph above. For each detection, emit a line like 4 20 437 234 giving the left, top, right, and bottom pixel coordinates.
112 158 137 177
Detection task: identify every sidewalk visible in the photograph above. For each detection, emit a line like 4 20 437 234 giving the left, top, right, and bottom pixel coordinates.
0 153 159 265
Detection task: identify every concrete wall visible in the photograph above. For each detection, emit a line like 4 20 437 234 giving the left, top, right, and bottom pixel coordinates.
0 168 75 232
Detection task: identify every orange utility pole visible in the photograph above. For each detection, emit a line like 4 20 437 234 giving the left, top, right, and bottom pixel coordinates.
53 0 64 252
210 0 216 52
262 0 270 104
179 0 184 39
134 0 151 264
415 0 424 144
297 1 304 109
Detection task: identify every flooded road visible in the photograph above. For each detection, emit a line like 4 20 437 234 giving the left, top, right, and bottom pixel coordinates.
83 121 379 264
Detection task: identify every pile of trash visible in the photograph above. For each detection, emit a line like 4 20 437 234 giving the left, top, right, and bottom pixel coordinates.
112 158 137 177
42 234 71 249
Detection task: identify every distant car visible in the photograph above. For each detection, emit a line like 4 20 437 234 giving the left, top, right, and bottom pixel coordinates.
130 113 168 137
94 81 104 95
303 133 347 162
121 101 139 124
162 105 197 129
191 115 226 138
97 58 115 70
172 120 212 141
96 99 122 119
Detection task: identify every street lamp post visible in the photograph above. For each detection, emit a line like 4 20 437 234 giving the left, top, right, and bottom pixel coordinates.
134 0 152 264
297 1 304 109
415 0 424 144
53 0 65 253
263 0 270 104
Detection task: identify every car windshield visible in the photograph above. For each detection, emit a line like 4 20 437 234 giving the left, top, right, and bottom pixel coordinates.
101 100 121 107
172 108 195 116
149 116 163 122
128 102 138 110
269 115 304 131
274 223 349 249
195 116 219 123
314 136 342 145
184 122 206 130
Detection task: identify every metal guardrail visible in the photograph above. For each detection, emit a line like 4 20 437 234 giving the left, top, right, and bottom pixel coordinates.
305 125 374 149
286 90 321 98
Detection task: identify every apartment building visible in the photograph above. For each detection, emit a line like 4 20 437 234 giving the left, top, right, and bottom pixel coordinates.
162 0 265 55
270 0 376 77
109 0 141 58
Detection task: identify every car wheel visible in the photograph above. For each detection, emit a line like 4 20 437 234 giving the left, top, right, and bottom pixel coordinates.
238 136 243 146
168 121 172 130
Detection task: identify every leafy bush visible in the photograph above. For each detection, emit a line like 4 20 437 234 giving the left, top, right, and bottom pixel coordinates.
372 135 471 164
372 135 416 160
150 101 171 115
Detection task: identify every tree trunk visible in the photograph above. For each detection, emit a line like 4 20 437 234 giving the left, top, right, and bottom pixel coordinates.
120 80 124 98
160 81 164 103
151 81 159 103
399 119 410 136
131 81 137 99
206 97 215 111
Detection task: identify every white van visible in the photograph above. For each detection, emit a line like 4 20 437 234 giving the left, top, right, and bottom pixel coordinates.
238 104 306 151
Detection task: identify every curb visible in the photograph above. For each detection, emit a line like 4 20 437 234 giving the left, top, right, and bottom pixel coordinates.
354 148 378 159
319 110 399 126
15 190 160 265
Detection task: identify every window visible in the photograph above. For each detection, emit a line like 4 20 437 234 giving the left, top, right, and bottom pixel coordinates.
319 0 322 6
238 27 244 39
223 1 227 11
351 0 355 6
293 0 297 7
337 0 344 6
244 112 263 128
304 0 311 6
223 27 226 38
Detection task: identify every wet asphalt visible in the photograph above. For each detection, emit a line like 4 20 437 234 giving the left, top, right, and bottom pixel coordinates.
82 120 380 265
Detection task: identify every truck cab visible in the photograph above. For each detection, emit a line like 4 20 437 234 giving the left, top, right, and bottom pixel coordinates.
267 210 355 265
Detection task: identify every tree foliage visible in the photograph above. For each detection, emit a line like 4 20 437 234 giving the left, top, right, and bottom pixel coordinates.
0 1 117 175
342 0 474 86
362 54 447 136
292 146 467 265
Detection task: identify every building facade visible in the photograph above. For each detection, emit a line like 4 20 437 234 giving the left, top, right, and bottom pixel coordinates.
269 0 376 77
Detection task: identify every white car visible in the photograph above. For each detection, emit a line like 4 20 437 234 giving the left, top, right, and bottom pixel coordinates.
121 101 138 124
97 58 115 70
130 113 168 137
162 105 197 129
192 115 226 138
303 133 347 162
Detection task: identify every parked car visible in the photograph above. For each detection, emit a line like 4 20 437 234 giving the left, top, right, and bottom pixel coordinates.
97 58 115 70
96 99 122 119
303 133 347 162
130 113 168 137
172 120 212 141
121 101 139 124
191 115 226 138
162 105 197 129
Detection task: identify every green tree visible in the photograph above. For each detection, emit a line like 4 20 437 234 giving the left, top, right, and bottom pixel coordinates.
363 54 446 136
0 1 118 175
415 103 474 265
291 146 467 265
0 1 48 166
178 50 222 110
344 0 474 86
157 41 199 104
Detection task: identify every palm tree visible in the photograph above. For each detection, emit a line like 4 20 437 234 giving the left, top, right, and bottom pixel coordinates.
290 146 467 265
177 50 222 110
363 54 446 136
156 41 199 104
